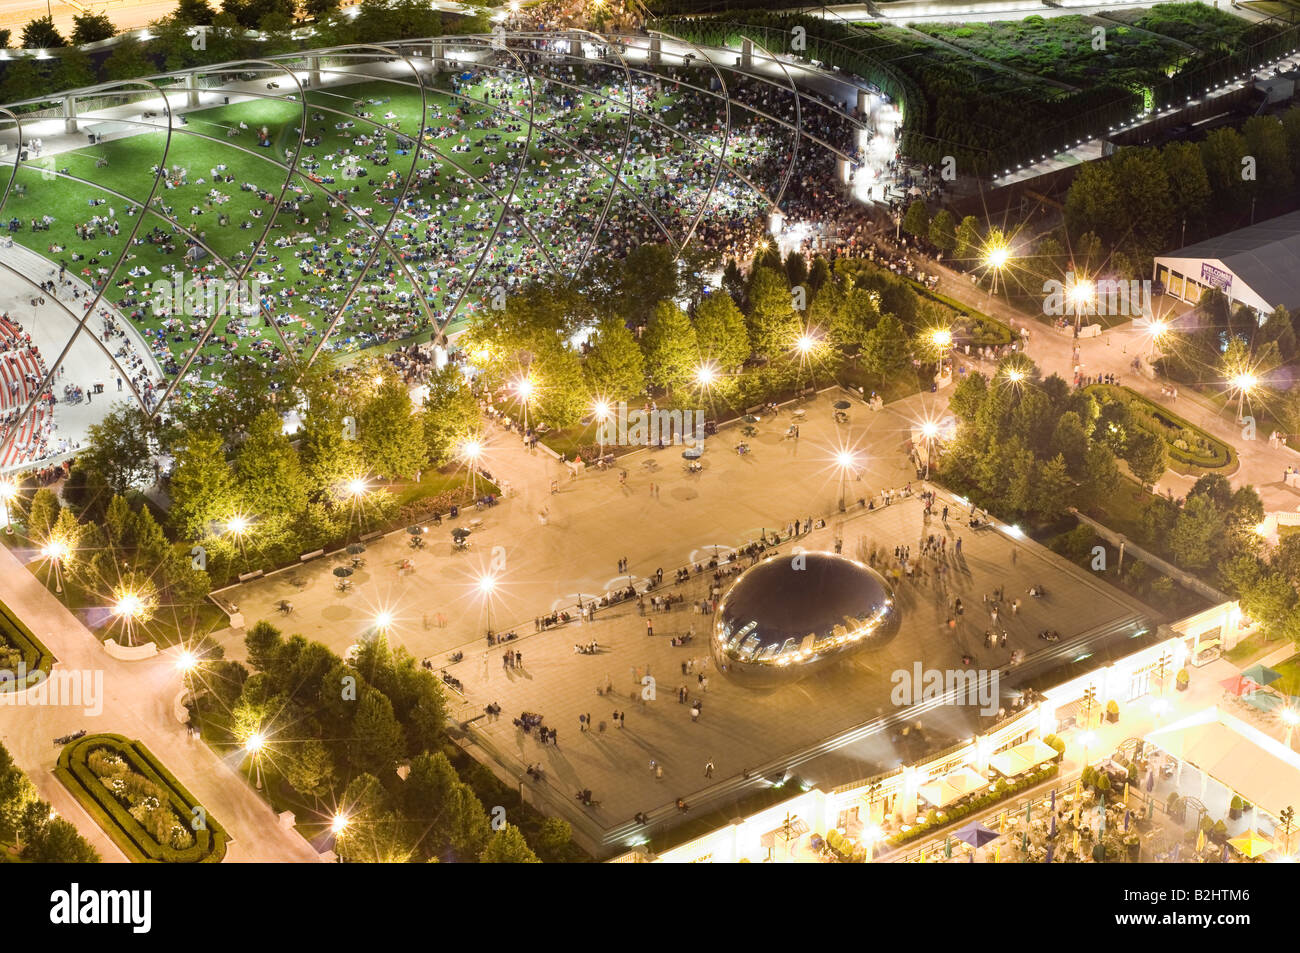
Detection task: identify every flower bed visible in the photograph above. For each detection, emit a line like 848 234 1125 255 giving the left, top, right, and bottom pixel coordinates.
0 595 53 691
1086 384 1233 470
55 733 228 863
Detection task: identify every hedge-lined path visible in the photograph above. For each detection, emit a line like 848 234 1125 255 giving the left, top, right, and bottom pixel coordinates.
925 257 1300 511
0 543 321 862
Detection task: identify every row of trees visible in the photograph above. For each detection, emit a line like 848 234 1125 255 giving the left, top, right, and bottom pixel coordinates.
0 0 492 103
208 622 573 862
0 740 100 862
1063 109 1300 274
466 244 927 431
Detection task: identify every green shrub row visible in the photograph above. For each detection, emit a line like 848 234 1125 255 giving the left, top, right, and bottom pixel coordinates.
56 733 228 863
0 595 53 691
1087 384 1233 470
888 763 1060 847
903 280 1013 346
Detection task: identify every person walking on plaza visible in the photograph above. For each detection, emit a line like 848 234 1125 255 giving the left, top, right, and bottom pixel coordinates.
646 619 654 637
705 758 714 778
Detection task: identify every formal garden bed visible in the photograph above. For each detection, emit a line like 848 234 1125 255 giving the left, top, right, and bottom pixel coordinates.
0 595 53 690
1085 384 1234 472
916 15 1188 88
55 733 229 863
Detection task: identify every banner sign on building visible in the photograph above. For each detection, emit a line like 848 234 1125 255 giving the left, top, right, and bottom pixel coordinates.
1200 263 1233 293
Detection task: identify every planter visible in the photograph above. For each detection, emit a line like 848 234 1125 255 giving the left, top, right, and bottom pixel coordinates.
1229 807 1242 821
1176 680 1189 692
1105 710 1119 724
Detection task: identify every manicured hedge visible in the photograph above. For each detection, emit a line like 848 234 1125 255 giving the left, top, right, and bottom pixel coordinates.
1086 384 1233 470
56 734 228 863
888 763 1059 846
0 595 53 691
904 280 1013 346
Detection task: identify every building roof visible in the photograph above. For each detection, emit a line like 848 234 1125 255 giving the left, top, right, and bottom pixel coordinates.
1156 210 1300 312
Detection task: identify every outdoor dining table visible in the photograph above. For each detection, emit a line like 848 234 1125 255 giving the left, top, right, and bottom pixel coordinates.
682 447 703 459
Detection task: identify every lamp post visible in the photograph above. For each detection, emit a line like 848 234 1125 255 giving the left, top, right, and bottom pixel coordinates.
43 538 68 595
478 573 497 639
1230 372 1257 423
592 401 611 461
245 731 265 790
1284 707 1300 750
1147 318 1169 361
919 421 939 479
835 450 857 512
516 377 534 440
113 590 149 647
984 243 1010 306
795 334 815 395
462 438 482 496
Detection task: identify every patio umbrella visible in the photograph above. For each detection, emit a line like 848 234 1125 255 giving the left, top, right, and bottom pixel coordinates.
1228 830 1275 859
954 821 999 848
407 525 424 536
1220 674 1258 696
944 836 951 858
833 399 851 409
1050 789 1056 812
742 414 759 423
452 528 471 541
1045 845 1053 864
1242 664 1282 687
332 566 353 577
346 543 366 554
1246 691 1283 712
1049 814 1057 838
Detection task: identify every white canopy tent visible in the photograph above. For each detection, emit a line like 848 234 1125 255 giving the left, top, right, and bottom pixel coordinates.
989 739 1058 777
918 766 988 807
1145 707 1300 821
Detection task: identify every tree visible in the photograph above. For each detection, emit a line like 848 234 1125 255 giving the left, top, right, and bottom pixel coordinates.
299 395 363 492
949 372 988 423
534 816 573 862
641 301 697 392
1243 116 1294 207
1124 428 1166 487
1079 442 1120 508
861 313 911 385
359 377 426 480
1033 453 1073 520
23 813 99 863
745 266 800 360
1050 411 1089 475
175 0 218 23
403 751 489 860
236 410 308 518
80 404 154 495
0 59 47 102
169 431 238 539
52 46 96 90
103 34 154 81
26 487 60 540
286 739 335 801
692 293 748 371
349 688 405 777
479 823 541 863
954 216 982 263
1169 493 1222 571
928 209 957 256
1160 141 1211 237
583 318 645 401
21 16 66 48
303 0 342 19
901 200 930 242
1199 127 1251 221
419 365 481 466
244 620 284 673
222 0 294 29
71 11 116 44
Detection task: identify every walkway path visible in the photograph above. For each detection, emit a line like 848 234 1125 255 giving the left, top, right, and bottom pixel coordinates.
0 543 322 862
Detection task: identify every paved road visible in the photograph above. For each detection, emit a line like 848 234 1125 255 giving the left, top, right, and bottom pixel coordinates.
0 543 322 862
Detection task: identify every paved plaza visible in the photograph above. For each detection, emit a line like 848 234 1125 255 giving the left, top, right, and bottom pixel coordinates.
219 390 1153 854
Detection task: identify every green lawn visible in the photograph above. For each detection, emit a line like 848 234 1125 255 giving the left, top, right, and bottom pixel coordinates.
1266 656 1300 696
12 71 766 388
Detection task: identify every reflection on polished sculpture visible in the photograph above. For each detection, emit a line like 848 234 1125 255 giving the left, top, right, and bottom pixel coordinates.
711 551 897 686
